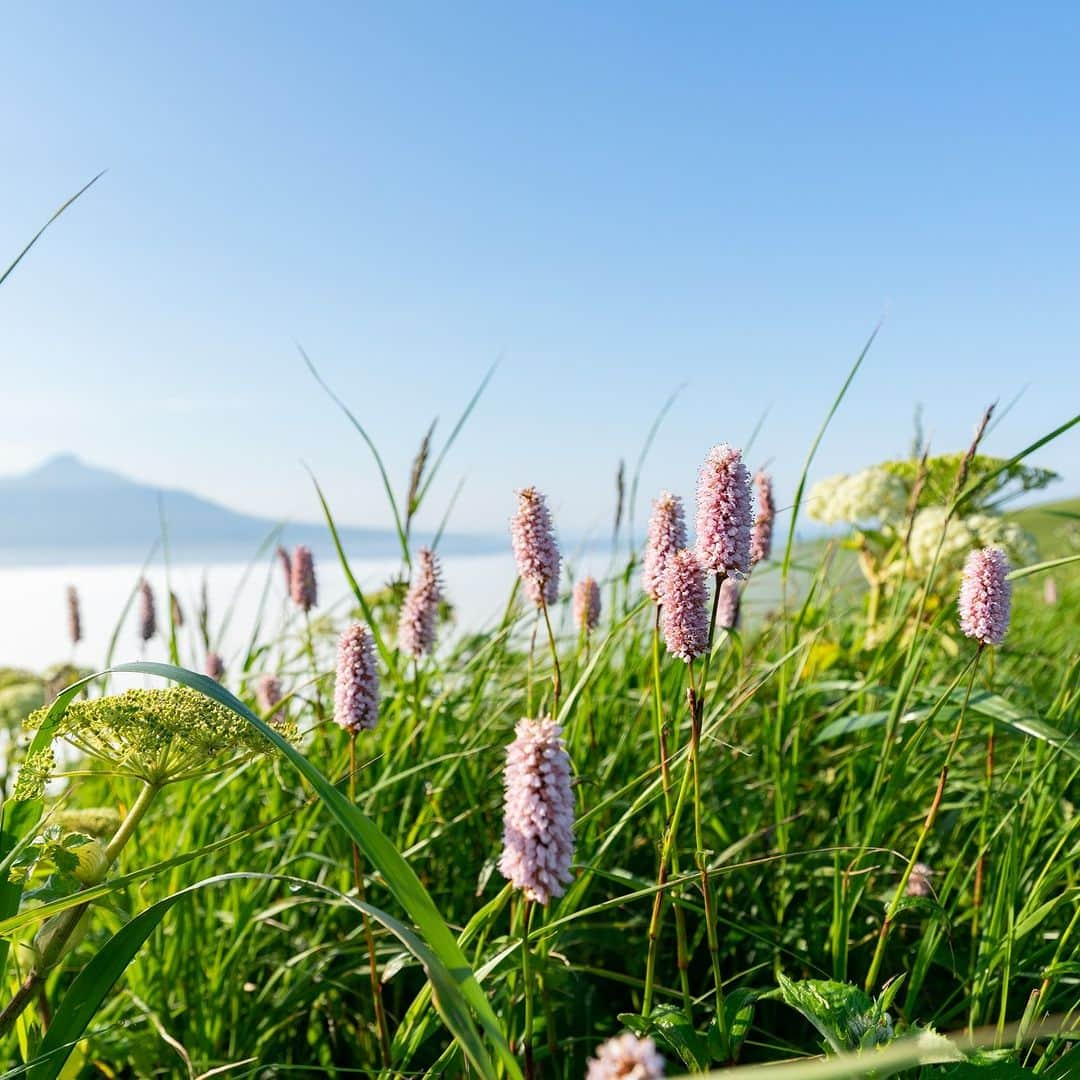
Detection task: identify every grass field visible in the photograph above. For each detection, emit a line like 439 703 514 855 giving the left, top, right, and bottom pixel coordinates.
0 370 1076 1080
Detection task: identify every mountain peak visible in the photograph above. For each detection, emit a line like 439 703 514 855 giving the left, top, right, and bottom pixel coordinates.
2 454 133 490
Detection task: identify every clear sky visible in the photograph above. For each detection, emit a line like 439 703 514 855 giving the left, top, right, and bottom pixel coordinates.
2 3 1078 539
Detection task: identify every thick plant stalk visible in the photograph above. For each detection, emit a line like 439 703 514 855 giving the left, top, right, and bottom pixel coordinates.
349 733 391 1068
0 780 160 1038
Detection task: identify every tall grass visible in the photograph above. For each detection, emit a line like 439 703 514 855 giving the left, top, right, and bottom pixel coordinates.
0 191 1077 1077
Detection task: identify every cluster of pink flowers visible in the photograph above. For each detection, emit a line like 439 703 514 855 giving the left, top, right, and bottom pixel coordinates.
205 652 225 681
906 862 934 898
290 545 318 612
587 1033 665 1079
642 492 686 603
137 579 156 643
750 470 775 566
510 487 560 607
276 545 292 592
334 623 380 732
66 586 82 646
498 716 575 905
398 547 442 658
715 577 741 631
695 444 754 577
573 576 601 634
255 674 283 719
660 550 709 662
958 546 1011 646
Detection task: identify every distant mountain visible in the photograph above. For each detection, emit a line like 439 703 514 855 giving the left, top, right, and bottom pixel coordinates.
0 454 502 565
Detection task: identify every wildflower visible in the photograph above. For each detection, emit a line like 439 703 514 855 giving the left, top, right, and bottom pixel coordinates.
256 674 284 719
334 624 379 733
695 444 753 577
750 471 775 565
642 492 687 603
660 550 709 662
170 591 184 627
807 467 908 528
498 716 574 905
587 1033 665 1079
1044 577 1058 605
66 586 82 646
715 577 741 631
510 487 560 607
958 547 1011 646
137 579 156 643
25 688 278 785
398 547 442 658
205 652 225 681
906 862 934 898
276 545 292 592
290 545 317 611
573 577 601 635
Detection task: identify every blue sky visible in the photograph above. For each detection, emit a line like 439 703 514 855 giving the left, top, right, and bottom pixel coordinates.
2 3 1078 538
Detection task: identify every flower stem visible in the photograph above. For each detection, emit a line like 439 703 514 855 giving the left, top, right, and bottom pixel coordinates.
864 646 983 992
521 899 536 1079
539 598 561 717
0 779 160 1039
349 733 392 1068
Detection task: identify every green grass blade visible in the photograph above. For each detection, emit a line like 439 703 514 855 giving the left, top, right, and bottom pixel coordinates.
1005 552 1080 581
416 358 498 506
0 172 105 290
298 344 410 566
108 661 520 1078
781 323 880 583
306 469 395 673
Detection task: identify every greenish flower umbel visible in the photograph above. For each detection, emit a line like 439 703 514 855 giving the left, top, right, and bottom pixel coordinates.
25 687 285 786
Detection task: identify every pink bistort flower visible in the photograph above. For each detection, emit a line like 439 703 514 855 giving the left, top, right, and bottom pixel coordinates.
695 444 753 577
498 716 574 905
334 623 380 733
660 549 709 662
510 487 560 607
958 546 1011 646
642 492 687 603
573 576 601 635
398 547 442 658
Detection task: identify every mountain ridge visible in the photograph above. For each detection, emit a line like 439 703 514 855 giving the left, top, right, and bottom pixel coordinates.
0 454 502 565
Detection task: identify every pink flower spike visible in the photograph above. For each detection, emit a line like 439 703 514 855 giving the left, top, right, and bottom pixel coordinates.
290 545 317 612
510 487 560 607
660 549 709 662
66 586 82 646
695 444 753 577
642 492 687 603
398 547 442 658
573 576 601 634
498 716 575 905
334 623 380 733
715 577 741 632
958 546 1011 646
137 579 156 643
205 652 225 681
750 471 775 566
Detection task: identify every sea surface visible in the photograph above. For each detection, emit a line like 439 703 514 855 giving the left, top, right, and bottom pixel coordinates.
0 549 795 676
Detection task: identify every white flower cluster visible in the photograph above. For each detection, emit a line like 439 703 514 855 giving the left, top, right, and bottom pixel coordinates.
807 467 909 528
906 507 1036 572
